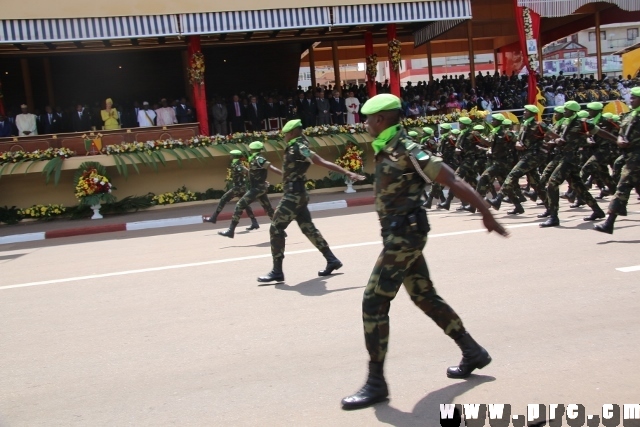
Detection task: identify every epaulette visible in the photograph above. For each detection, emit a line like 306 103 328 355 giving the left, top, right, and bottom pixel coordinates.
403 138 430 161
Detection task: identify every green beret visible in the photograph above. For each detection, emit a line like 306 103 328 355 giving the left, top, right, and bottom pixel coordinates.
230 150 243 155
440 123 452 130
524 105 539 114
282 119 302 133
564 100 581 112
612 114 621 122
473 125 485 131
602 112 613 119
502 119 513 126
422 127 434 135
554 106 565 114
459 117 472 125
360 94 402 115
577 110 589 118
408 131 419 137
249 141 264 150
451 129 461 135
631 87 640 97
587 102 604 111
491 113 505 122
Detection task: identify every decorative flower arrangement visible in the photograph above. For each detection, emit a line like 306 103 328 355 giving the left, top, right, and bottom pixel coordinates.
188 52 206 86
73 162 116 206
19 204 66 220
523 8 538 72
0 147 74 165
460 106 490 121
388 39 402 72
152 186 197 205
366 54 378 82
335 142 364 172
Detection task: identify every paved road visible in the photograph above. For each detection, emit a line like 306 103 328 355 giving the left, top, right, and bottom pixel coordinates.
1 199 639 426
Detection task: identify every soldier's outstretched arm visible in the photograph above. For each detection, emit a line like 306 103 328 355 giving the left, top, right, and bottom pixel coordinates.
435 164 509 237
310 153 365 182
269 164 283 175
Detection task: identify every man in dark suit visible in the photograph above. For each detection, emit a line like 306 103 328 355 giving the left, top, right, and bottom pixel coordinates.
40 106 61 134
121 101 140 128
229 95 245 133
175 97 195 123
329 90 347 125
265 97 279 120
315 90 331 125
246 96 263 131
0 113 12 137
71 104 93 132
299 93 317 128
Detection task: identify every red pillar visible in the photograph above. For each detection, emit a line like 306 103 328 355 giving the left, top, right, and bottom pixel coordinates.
187 36 210 136
365 31 377 97
386 24 401 97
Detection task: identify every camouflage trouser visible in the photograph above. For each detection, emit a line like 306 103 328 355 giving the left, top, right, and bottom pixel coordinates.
455 159 478 188
500 152 546 202
476 161 510 197
216 187 254 219
580 148 616 190
609 151 640 215
270 191 329 262
546 160 599 216
363 231 465 363
428 182 444 199
613 154 626 184
231 185 275 223
540 157 561 188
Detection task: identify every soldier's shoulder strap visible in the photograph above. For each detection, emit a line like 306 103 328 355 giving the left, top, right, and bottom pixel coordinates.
402 138 433 184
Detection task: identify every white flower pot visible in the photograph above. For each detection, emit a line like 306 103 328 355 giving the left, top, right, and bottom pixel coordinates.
90 204 103 220
344 177 356 194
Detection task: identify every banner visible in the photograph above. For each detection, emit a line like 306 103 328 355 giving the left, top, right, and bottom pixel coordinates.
513 1 541 106
187 36 209 137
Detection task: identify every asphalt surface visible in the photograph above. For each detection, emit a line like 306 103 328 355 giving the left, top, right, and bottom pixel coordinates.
1 194 639 427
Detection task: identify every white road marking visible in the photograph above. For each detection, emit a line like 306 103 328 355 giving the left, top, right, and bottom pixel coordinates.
616 265 640 273
308 200 348 212
0 222 538 291
126 216 203 231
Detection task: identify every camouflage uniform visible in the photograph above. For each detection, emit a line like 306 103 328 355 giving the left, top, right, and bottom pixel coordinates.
422 135 445 203
269 135 330 262
215 160 256 219
476 127 515 197
580 118 617 192
608 112 640 215
539 119 566 189
364 126 465 363
455 129 480 188
497 118 548 204
231 153 275 223
545 116 603 217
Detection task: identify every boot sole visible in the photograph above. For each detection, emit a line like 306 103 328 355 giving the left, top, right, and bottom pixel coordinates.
446 355 492 379
341 395 389 410
318 262 343 277
593 226 613 234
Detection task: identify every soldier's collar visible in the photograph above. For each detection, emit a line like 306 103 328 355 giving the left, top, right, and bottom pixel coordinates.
287 135 303 146
372 124 402 155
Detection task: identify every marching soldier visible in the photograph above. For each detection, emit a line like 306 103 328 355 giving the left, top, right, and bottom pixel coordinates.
539 101 616 227
595 87 640 234
580 102 618 199
537 106 567 218
218 142 282 238
257 119 365 283
203 150 257 225
488 105 549 215
340 93 508 411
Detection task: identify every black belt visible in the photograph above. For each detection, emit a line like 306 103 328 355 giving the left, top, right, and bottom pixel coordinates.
380 209 430 233
285 181 306 193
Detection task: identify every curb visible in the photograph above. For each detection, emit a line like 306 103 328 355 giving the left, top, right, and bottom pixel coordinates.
0 196 376 245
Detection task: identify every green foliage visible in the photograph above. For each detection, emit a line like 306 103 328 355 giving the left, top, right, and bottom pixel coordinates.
0 206 24 225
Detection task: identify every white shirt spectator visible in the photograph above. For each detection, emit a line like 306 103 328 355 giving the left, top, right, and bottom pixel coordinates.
156 107 177 126
554 92 566 106
345 96 360 124
16 112 38 136
137 108 157 127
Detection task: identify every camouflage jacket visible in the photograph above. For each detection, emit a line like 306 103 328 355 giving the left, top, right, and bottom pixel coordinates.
374 126 443 220
456 130 480 161
230 160 248 189
489 127 515 163
517 118 548 152
420 136 438 153
619 112 640 152
440 132 457 165
558 116 599 163
249 154 271 188
282 135 314 183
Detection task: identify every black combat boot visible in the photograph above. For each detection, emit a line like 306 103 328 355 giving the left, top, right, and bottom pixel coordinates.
423 194 434 209
569 198 585 208
488 185 498 199
594 214 617 234
257 259 285 283
507 202 524 215
537 209 551 218
487 194 503 211
523 190 538 202
218 221 237 238
539 215 560 227
456 204 470 211
319 248 343 276
517 192 527 203
246 217 260 231
341 361 389 410
463 205 477 214
583 205 605 221
446 332 492 379
203 211 219 224
595 188 611 200
437 192 454 210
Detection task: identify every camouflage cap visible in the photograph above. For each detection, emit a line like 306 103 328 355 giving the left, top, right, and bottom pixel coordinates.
459 117 473 125
631 87 640 97
473 125 485 131
602 112 614 119
230 149 243 155
408 130 419 137
249 141 264 150
422 127 434 135
282 119 302 133
564 100 581 112
577 110 589 118
502 119 513 126
360 94 402 115
440 123 452 130
586 102 604 111
491 113 505 122
524 105 539 114
451 129 461 135
554 106 565 114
